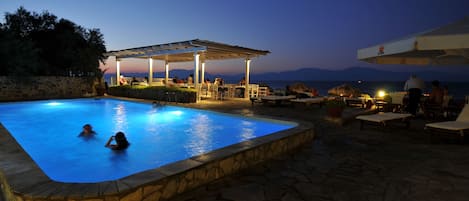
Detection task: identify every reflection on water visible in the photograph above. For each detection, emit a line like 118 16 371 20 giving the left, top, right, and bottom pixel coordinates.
185 114 213 156
113 103 128 133
240 120 255 141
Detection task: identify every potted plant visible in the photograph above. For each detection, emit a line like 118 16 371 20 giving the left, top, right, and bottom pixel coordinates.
325 98 347 118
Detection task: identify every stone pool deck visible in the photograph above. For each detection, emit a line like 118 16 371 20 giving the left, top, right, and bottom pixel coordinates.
168 99 469 201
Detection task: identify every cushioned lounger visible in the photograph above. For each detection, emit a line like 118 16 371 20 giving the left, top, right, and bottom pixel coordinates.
260 95 296 106
356 112 412 129
425 104 469 142
290 97 325 107
261 95 297 101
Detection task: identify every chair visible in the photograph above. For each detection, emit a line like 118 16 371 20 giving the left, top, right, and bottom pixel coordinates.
425 104 469 143
248 84 259 98
388 92 406 112
423 95 452 119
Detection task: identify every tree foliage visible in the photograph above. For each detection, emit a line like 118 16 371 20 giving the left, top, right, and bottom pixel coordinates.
0 7 106 76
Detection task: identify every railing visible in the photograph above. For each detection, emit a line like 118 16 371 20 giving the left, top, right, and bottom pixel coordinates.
113 77 271 101
200 83 269 100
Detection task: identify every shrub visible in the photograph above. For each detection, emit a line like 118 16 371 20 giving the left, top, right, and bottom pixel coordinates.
108 86 197 103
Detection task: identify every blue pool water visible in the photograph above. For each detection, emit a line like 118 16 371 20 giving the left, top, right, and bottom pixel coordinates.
0 98 296 183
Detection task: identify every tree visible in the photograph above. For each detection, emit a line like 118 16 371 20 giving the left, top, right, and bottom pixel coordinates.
0 7 106 76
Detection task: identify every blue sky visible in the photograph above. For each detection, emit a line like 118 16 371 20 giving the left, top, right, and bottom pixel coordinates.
1 0 468 75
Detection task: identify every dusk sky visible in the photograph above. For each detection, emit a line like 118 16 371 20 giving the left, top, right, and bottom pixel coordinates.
1 0 468 75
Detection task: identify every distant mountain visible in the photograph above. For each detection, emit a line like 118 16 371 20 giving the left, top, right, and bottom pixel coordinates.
107 67 469 82
251 67 469 82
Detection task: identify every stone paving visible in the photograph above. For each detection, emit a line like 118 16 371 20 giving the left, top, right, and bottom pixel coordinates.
167 99 469 201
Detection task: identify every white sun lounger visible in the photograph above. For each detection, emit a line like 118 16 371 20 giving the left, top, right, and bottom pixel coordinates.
356 112 412 129
290 97 326 107
260 95 296 106
261 95 296 101
425 104 469 142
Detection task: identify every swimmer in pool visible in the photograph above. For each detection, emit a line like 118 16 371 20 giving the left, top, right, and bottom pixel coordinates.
105 131 129 150
78 124 96 137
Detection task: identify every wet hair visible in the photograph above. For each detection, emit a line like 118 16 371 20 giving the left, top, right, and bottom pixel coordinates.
114 132 129 149
83 124 93 132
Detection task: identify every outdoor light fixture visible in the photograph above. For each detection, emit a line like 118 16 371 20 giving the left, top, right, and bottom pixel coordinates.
377 90 386 98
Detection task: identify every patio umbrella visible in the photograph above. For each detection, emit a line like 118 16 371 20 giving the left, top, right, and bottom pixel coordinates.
357 16 469 65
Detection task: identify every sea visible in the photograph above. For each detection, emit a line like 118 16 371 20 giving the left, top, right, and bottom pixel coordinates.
253 80 468 100
104 74 468 100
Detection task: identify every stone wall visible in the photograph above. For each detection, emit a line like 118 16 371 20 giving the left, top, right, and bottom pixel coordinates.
0 76 95 102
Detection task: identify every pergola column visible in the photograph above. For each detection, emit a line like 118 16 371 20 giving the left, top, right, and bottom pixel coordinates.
148 58 153 85
116 59 121 86
201 62 205 84
244 58 251 99
194 53 200 102
165 61 169 87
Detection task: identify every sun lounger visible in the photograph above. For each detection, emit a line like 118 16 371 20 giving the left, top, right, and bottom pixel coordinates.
261 95 296 106
290 97 326 107
425 104 469 143
356 112 412 130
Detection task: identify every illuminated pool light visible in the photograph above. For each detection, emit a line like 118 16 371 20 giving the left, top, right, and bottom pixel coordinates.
170 110 183 116
46 102 62 106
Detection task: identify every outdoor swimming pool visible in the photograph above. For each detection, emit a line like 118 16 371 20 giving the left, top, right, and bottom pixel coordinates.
0 98 296 183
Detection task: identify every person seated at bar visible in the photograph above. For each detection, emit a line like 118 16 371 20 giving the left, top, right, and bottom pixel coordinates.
187 74 193 85
239 77 246 86
119 75 128 86
130 77 138 86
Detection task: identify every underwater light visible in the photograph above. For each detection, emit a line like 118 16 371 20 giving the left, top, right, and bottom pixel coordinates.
169 111 183 116
46 102 62 106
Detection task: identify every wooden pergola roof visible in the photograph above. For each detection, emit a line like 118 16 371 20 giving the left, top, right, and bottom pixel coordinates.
105 39 270 62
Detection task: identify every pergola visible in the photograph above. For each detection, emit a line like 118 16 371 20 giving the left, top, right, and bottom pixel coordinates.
105 39 270 101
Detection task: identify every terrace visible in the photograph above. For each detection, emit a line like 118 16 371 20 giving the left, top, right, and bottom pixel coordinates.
105 39 270 102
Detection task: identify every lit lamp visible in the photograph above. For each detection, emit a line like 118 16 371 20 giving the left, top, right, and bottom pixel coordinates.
376 90 386 100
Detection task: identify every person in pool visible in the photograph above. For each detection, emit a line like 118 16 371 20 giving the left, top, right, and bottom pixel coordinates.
78 124 96 137
105 132 130 150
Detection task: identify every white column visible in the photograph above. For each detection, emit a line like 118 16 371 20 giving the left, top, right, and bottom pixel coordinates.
244 59 251 99
194 53 200 102
201 62 205 84
116 59 121 86
148 58 153 85
165 61 169 87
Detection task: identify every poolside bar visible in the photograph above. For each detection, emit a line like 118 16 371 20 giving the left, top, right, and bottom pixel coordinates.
105 39 270 102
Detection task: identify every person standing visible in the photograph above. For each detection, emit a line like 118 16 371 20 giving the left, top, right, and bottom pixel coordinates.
404 74 425 116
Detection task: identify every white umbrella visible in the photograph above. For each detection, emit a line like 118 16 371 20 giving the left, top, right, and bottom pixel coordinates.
357 17 469 65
